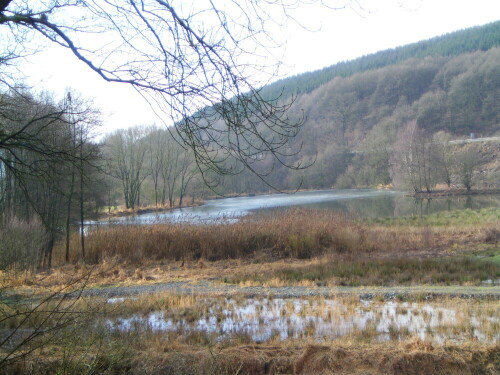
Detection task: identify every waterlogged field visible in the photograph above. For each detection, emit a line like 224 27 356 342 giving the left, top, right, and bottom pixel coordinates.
106 295 499 345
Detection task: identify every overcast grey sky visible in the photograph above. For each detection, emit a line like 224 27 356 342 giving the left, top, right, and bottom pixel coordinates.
22 0 500 135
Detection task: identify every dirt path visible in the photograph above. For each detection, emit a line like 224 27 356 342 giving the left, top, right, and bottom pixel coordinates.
76 280 500 300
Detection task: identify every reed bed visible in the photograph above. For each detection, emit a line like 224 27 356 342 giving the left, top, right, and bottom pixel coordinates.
53 208 499 266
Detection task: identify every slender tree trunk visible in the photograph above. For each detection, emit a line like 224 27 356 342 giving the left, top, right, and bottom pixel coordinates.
65 118 77 263
65 167 75 263
45 234 54 269
80 127 85 260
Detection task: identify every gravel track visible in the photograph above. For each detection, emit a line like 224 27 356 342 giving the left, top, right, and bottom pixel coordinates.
77 280 500 300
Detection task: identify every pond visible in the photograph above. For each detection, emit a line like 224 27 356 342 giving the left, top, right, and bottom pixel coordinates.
97 189 500 224
105 297 499 344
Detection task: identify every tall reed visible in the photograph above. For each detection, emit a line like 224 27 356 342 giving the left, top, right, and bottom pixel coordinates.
53 208 497 265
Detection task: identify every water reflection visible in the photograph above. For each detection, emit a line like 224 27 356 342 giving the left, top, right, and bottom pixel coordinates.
106 298 499 344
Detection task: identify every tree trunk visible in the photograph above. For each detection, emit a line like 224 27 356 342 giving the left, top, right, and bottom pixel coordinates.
80 128 85 260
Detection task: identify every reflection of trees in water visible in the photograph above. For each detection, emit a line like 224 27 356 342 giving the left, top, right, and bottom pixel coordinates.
394 195 500 218
342 197 396 219
465 196 473 210
300 196 397 219
278 194 499 219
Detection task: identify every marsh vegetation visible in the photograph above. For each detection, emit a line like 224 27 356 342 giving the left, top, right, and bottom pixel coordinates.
1 206 499 373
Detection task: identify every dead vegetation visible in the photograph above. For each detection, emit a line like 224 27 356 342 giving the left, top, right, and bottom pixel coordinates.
2 208 499 374
55 208 498 266
2 208 498 290
5 340 499 375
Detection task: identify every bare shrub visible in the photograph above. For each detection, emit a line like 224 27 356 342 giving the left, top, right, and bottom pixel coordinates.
483 227 499 244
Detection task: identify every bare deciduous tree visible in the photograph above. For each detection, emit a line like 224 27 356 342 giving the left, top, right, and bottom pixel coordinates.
0 0 341 186
390 120 439 193
455 144 482 192
0 90 100 266
177 147 196 207
432 131 454 188
105 127 148 209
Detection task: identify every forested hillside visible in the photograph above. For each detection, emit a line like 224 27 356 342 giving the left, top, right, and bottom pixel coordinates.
219 22 500 193
261 21 500 100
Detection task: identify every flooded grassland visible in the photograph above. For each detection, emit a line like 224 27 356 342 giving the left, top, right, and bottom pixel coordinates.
105 294 499 345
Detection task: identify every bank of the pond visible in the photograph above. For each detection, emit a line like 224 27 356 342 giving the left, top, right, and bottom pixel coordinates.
412 188 500 199
87 189 500 226
97 199 205 219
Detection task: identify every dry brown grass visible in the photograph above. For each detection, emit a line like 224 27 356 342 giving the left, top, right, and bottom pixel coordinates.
4 208 493 289
7 339 499 375
53 209 497 267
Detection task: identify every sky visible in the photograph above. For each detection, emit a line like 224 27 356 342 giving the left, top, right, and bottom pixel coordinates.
20 0 500 135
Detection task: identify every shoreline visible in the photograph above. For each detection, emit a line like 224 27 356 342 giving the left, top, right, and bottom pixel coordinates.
97 200 205 219
97 187 499 220
412 188 500 199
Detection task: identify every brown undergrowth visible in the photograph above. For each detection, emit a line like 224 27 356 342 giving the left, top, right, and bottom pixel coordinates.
6 340 499 375
4 208 498 289
57 209 497 265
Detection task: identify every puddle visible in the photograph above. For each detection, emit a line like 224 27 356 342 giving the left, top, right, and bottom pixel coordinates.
107 297 127 304
105 298 499 343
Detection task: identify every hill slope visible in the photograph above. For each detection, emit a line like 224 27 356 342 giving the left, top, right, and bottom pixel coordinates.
261 21 500 100
221 22 500 193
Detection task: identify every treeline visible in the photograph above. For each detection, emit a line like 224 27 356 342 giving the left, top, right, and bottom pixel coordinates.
0 90 102 269
261 20 500 100
0 91 209 270
103 126 208 211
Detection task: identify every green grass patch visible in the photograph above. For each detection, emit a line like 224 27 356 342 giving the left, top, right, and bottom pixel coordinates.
475 249 500 265
485 254 500 265
364 207 500 227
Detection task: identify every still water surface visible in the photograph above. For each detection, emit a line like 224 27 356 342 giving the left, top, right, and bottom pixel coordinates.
106 297 498 344
104 189 499 224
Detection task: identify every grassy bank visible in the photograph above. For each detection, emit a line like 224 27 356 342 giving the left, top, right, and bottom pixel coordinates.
5 339 498 375
366 207 500 227
4 337 499 375
98 197 205 219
